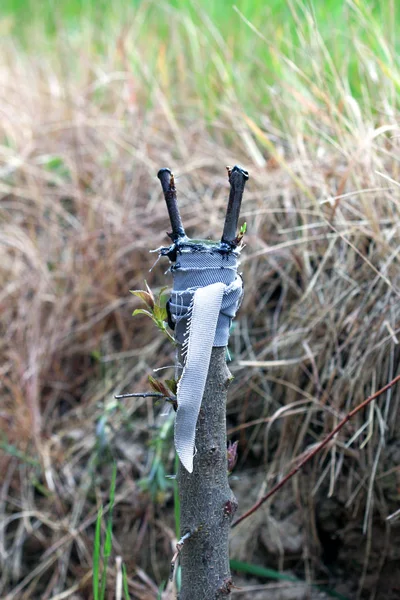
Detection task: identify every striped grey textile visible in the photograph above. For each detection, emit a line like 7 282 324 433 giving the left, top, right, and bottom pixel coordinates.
169 249 243 345
168 246 243 472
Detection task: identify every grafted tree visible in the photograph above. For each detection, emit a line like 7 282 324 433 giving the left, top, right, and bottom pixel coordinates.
157 166 248 599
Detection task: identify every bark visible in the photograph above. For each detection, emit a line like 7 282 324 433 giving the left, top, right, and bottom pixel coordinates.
221 166 249 247
178 347 237 600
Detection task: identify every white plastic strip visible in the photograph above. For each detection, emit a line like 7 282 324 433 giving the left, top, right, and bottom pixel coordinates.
175 282 225 472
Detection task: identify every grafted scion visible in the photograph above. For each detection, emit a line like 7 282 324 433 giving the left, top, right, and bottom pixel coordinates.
157 168 186 242
221 165 249 248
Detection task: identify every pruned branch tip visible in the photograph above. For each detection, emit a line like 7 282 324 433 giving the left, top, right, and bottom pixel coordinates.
157 168 186 242
221 165 249 247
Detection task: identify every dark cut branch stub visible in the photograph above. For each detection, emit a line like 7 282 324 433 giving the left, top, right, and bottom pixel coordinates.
157 168 186 242
221 165 249 248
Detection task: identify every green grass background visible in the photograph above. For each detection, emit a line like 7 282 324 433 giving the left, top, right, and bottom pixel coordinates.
1 0 398 120
0 0 394 34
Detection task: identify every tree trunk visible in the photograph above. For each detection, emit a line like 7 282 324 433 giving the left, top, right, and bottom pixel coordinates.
178 347 237 600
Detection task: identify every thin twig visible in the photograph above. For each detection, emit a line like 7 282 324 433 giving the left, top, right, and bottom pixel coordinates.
232 373 400 528
114 392 164 399
169 528 200 582
387 507 400 522
157 168 186 241
221 165 249 247
114 391 177 410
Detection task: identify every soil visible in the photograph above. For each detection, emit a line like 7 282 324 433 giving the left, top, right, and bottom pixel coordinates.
229 471 400 600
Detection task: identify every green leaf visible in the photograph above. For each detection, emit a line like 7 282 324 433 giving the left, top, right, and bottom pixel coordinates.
165 378 178 395
130 289 155 310
240 222 247 234
153 304 168 322
158 286 169 300
148 375 170 397
132 308 153 318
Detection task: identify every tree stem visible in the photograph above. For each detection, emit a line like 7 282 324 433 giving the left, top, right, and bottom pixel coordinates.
178 347 237 600
114 392 164 399
157 168 186 241
221 165 249 247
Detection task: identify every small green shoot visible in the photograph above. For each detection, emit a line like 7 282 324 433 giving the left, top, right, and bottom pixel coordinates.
131 281 175 344
148 375 177 410
234 221 247 245
165 378 178 395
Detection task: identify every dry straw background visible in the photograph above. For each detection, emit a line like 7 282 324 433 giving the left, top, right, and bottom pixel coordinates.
1 1 400 598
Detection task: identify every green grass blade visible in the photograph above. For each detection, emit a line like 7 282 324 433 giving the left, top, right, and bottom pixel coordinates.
230 559 298 582
0 438 40 467
176 565 181 592
230 560 350 600
99 463 117 600
122 563 130 600
93 505 102 600
156 581 166 599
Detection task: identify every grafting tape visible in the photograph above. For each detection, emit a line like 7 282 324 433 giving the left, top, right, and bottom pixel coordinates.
169 247 243 346
166 244 243 472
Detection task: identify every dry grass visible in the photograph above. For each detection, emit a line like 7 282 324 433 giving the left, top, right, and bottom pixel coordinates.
1 2 400 598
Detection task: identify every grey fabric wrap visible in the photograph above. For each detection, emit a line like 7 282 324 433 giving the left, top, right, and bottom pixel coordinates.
169 249 243 346
168 246 243 472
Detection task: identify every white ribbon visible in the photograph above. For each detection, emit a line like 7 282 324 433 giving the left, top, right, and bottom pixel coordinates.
175 282 225 473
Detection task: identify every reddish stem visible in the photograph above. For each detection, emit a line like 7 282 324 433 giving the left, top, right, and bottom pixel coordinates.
232 373 400 528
